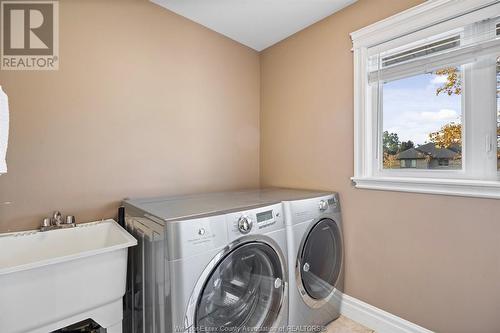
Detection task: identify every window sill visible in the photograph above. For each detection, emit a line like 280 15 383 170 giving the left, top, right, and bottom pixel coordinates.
351 176 500 199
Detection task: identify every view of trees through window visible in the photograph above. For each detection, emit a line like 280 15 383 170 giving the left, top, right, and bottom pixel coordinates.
382 67 463 170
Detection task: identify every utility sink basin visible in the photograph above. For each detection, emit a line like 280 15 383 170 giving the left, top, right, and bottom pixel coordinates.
0 219 137 333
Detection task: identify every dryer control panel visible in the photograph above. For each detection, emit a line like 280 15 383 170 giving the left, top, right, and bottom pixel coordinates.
226 203 284 241
286 194 340 225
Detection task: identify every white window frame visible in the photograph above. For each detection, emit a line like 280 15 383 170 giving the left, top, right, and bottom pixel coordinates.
350 0 500 199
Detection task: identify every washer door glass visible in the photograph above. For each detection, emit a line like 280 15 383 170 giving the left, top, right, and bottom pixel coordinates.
195 242 284 332
300 218 342 300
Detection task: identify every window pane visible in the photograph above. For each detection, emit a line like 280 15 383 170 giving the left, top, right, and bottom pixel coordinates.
382 68 462 170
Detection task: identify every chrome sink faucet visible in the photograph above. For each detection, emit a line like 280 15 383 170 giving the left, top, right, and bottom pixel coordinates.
40 211 76 231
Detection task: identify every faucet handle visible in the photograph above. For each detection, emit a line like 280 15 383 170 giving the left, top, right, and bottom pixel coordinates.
66 215 75 225
42 217 51 228
53 211 63 226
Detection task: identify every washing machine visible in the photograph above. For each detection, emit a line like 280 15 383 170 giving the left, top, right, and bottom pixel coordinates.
281 191 344 330
123 191 289 333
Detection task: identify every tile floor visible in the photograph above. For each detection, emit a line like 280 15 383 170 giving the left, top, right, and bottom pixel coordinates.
326 316 375 333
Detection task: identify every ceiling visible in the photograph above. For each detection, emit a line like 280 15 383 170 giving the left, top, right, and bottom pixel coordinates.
150 0 357 51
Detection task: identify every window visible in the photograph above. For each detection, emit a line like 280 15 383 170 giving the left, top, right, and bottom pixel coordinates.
400 159 417 169
382 70 462 171
438 159 449 167
351 1 500 198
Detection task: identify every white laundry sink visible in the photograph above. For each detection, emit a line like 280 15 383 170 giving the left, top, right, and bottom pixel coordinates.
0 219 137 333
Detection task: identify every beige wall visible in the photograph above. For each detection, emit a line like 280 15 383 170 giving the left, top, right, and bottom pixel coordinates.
260 1 500 332
0 0 260 232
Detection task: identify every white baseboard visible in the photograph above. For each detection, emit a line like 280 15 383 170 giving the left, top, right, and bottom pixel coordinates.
338 293 434 333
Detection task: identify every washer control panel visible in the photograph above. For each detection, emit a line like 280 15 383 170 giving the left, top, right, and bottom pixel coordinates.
327 196 337 207
227 203 284 240
237 216 253 234
255 209 277 228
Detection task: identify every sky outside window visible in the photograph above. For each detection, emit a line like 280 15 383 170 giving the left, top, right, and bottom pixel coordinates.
382 69 462 169
383 73 461 145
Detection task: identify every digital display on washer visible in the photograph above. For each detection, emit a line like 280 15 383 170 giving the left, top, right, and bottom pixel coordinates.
256 210 273 223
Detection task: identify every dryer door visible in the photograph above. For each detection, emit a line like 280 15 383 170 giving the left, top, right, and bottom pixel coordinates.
194 242 285 332
298 218 343 303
